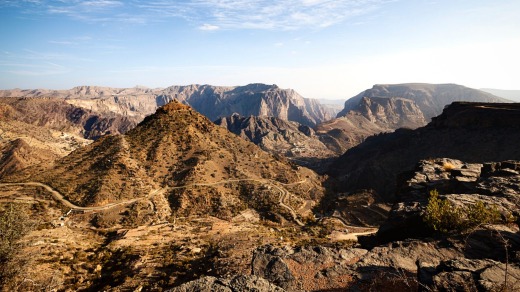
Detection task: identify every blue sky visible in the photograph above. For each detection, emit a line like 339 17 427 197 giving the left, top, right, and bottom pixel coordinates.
1 0 519 99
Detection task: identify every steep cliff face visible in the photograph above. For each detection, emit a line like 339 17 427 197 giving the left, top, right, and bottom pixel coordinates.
328 102 520 201
355 96 426 128
0 97 137 139
338 83 509 120
316 96 426 154
2 84 331 127
158 84 331 127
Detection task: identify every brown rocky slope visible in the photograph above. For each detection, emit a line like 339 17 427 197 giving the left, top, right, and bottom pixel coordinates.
0 101 94 179
316 96 426 154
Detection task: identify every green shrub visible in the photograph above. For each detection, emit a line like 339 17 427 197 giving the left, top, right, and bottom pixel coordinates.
466 200 501 228
423 190 502 233
423 190 463 233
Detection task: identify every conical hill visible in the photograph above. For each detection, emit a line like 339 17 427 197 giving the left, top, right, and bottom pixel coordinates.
31 101 324 222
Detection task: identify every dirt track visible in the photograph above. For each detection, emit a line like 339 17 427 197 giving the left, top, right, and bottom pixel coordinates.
0 179 308 225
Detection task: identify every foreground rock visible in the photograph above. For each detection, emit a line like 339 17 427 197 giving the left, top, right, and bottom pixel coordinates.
420 258 520 291
378 158 520 243
167 158 520 291
252 245 366 291
169 275 285 292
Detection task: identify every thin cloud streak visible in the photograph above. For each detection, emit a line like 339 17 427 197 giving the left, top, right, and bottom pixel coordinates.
7 0 394 29
199 23 220 31
155 0 394 30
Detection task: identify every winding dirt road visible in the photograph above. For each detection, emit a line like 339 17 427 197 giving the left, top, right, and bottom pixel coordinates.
1 180 378 240
0 179 308 225
0 182 140 211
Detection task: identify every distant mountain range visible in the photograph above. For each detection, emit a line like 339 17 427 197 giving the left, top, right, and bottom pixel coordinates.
0 84 332 127
480 88 520 102
1 82 511 175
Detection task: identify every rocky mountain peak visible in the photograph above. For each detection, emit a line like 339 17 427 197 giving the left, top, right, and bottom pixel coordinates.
155 99 192 115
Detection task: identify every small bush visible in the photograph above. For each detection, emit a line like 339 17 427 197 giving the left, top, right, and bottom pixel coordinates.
423 190 463 233
423 190 502 233
466 200 501 228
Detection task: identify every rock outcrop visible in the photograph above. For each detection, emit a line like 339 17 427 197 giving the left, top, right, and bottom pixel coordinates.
169 275 285 292
251 245 367 291
329 102 520 201
249 241 461 291
370 158 520 290
419 258 520 291
377 158 520 242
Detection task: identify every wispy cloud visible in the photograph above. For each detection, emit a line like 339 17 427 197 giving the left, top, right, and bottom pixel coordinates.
199 23 220 31
166 0 395 30
0 61 70 76
5 0 394 29
0 48 90 77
